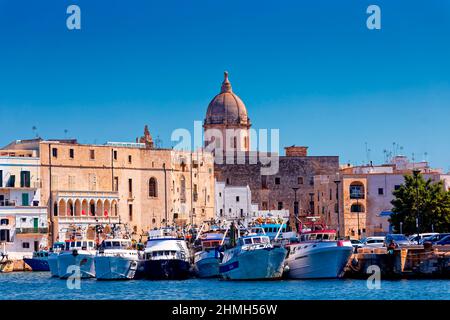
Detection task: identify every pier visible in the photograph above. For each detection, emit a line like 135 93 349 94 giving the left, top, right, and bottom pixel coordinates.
345 244 450 279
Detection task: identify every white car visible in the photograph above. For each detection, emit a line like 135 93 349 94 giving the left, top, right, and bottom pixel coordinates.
408 233 439 244
357 236 385 249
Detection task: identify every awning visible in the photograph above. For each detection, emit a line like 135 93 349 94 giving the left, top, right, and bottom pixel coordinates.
380 211 393 217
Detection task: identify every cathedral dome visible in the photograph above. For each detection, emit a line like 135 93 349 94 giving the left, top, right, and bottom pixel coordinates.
204 72 250 127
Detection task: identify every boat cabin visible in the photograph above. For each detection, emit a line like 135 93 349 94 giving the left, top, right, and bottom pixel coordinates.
64 240 96 251
238 235 271 246
50 242 65 252
32 251 49 258
100 239 132 250
299 230 337 242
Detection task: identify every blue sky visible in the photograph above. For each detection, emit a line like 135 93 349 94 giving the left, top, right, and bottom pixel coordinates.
0 0 449 171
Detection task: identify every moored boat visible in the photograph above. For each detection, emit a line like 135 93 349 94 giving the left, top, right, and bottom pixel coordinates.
285 218 353 279
23 250 50 271
219 233 287 280
48 242 65 277
57 239 96 279
194 232 225 278
142 228 191 280
95 238 141 280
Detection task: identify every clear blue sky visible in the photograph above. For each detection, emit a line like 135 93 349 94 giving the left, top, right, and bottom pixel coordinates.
0 0 449 171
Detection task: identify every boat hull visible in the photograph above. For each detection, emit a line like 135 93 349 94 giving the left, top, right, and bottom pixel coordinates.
95 255 139 280
23 258 50 271
287 243 353 279
48 254 59 277
142 259 191 280
220 247 287 280
195 256 220 278
58 252 95 279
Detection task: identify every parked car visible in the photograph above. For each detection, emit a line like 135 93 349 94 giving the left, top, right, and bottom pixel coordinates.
357 236 385 249
421 233 450 244
350 239 362 252
384 234 411 247
408 233 439 244
436 235 450 245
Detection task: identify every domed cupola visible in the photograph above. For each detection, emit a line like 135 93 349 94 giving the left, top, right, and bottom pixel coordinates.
204 72 250 127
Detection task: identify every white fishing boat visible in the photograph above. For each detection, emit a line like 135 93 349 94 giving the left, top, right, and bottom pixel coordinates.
194 232 225 278
57 239 96 279
47 242 65 277
95 238 141 280
219 233 287 280
142 228 191 280
285 218 353 279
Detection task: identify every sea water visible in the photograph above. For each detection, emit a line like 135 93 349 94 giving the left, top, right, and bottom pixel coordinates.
0 272 448 300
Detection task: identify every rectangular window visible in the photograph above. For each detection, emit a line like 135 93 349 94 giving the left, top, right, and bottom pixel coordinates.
261 175 268 189
20 171 31 188
275 177 281 185
193 184 198 202
51 175 58 189
90 149 95 160
298 177 304 185
88 174 96 191
69 148 74 159
129 204 133 221
113 177 119 192
262 202 268 210
277 202 283 210
68 176 75 190
52 148 58 158
128 179 133 196
21 193 29 206
394 185 401 190
128 155 132 163
113 150 117 160
7 175 16 187
22 242 30 249
0 229 10 242
0 170 3 187
378 188 384 195
236 196 240 202
240 209 244 217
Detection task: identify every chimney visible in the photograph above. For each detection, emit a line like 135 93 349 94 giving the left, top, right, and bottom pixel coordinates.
285 145 308 157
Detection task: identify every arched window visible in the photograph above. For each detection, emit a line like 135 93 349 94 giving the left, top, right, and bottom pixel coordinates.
149 177 157 197
349 182 365 199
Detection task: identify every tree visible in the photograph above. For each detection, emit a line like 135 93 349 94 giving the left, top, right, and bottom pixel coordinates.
389 171 450 234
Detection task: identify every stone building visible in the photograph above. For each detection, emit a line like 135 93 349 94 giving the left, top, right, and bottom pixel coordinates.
203 73 340 227
3 128 215 244
314 156 449 239
38 132 215 242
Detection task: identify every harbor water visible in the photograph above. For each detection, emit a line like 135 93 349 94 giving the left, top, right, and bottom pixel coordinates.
0 272 448 300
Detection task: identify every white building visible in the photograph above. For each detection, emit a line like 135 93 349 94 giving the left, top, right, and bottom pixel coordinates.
0 147 48 259
215 181 252 223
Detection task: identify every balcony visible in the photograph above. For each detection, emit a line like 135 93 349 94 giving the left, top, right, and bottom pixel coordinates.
0 206 47 216
15 227 48 235
57 215 120 224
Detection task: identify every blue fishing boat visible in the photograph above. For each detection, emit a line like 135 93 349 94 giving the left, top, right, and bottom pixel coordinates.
194 232 225 278
23 250 50 271
219 234 287 280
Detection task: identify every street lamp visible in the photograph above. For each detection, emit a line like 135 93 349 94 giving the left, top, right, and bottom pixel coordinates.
292 187 299 217
356 197 361 240
413 169 421 244
333 179 341 239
